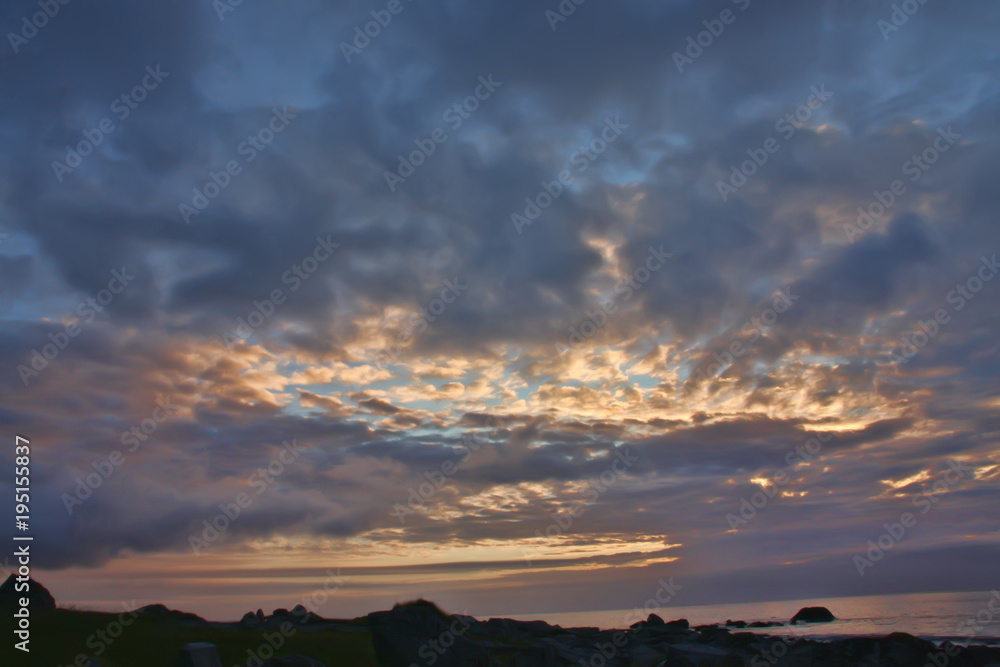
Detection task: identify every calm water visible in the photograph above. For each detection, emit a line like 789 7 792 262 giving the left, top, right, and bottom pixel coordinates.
512 591 1000 644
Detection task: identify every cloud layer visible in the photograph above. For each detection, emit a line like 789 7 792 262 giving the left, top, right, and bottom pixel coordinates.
1 0 998 619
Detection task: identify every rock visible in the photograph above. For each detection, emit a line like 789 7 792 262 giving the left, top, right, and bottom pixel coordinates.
715 632 759 650
137 604 206 623
790 606 835 624
175 642 222 667
261 657 326 667
882 632 936 665
694 626 730 644
288 604 316 624
960 644 1000 667
646 613 665 626
0 574 55 611
240 611 262 629
484 617 561 636
725 619 747 628
670 643 733 666
369 600 484 667
630 644 667 667
664 618 689 629
452 613 477 622
273 608 290 617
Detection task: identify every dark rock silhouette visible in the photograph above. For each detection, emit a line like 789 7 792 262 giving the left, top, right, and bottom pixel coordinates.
0 574 55 611
368 600 484 667
137 603 205 623
240 611 262 629
791 606 836 623
13 586 1000 667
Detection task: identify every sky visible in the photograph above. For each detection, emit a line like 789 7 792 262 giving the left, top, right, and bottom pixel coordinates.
0 0 999 622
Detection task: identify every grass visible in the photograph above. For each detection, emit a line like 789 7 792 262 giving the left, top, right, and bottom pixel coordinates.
2 609 378 666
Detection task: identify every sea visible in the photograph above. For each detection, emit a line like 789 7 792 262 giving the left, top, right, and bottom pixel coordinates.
512 591 1000 645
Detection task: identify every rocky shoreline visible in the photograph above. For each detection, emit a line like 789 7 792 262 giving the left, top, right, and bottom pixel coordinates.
6 576 1000 666
366 600 1000 667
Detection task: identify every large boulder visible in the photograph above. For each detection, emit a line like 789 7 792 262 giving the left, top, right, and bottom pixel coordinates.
368 600 486 667
289 604 319 624
790 606 835 624
0 574 55 611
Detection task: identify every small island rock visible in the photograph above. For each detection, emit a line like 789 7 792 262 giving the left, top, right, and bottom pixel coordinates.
790 606 835 624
